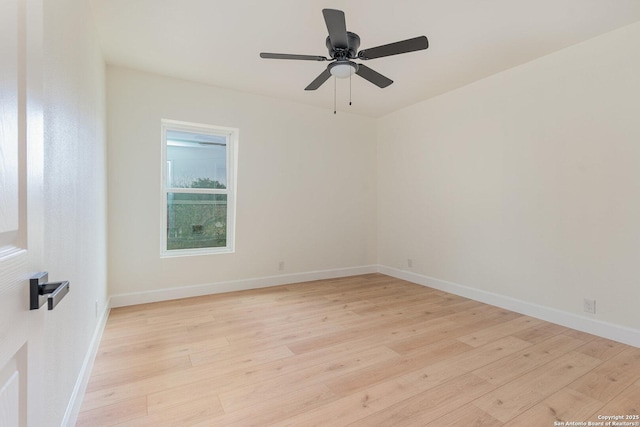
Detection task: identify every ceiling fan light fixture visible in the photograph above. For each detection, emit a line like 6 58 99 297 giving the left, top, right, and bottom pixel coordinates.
329 61 357 79
260 9 429 93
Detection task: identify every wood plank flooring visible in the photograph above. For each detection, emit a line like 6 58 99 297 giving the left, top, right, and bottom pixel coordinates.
77 274 640 426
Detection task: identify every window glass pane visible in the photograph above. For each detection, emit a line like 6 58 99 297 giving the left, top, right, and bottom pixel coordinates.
167 193 227 250
166 130 227 188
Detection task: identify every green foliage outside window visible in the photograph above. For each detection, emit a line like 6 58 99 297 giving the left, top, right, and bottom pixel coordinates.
167 178 227 250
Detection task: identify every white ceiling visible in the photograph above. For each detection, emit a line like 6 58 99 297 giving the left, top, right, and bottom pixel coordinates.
89 0 640 117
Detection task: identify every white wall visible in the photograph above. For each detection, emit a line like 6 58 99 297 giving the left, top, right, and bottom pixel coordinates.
378 22 640 337
107 67 377 299
42 0 108 424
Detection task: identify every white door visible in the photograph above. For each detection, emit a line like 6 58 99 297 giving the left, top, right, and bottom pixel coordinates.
0 0 45 425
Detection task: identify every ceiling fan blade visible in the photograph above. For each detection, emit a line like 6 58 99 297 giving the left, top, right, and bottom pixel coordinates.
260 52 328 61
358 36 429 60
355 64 393 88
305 69 332 91
322 9 348 49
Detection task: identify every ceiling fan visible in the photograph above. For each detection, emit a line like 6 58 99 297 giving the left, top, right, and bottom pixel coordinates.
260 9 429 91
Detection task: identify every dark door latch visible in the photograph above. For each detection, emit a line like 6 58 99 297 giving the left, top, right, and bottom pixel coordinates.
30 272 70 310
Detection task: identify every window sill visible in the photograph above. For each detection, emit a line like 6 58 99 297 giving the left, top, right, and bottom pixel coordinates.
160 247 235 258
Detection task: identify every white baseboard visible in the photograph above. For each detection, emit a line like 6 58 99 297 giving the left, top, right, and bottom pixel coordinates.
110 265 378 308
379 265 640 348
62 300 111 427
107 263 640 348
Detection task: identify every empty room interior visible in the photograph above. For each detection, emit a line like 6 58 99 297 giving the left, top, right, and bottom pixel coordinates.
3 0 640 426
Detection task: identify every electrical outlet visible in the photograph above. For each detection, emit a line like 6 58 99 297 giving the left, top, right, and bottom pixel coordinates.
278 261 285 271
583 298 596 314
407 259 413 268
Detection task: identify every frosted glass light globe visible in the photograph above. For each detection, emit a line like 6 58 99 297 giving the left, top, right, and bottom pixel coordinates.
330 62 356 78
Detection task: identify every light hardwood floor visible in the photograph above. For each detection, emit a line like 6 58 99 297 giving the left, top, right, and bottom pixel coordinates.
77 274 640 426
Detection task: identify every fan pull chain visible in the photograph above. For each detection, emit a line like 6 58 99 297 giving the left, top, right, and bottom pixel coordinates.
349 73 352 106
334 77 337 114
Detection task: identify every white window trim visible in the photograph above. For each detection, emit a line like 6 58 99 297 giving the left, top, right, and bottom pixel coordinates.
160 119 238 257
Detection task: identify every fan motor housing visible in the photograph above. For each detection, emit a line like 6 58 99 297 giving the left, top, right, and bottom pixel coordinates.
326 31 361 59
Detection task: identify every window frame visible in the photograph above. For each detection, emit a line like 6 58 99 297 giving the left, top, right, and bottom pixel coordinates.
160 119 238 257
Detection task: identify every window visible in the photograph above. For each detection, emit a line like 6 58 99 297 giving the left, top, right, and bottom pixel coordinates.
161 119 238 256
